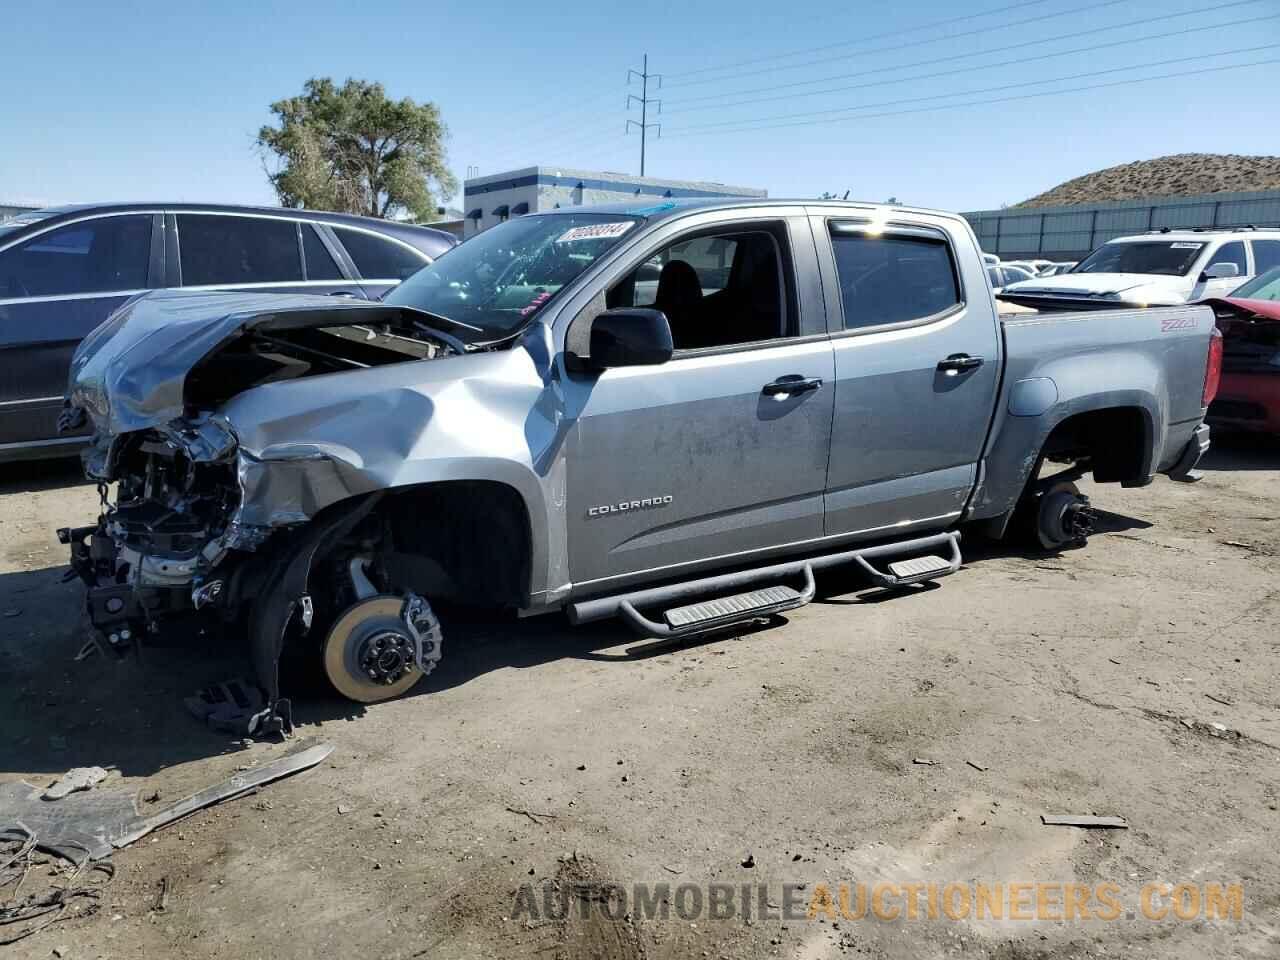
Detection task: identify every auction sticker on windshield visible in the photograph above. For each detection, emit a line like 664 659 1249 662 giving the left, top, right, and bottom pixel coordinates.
556 222 635 243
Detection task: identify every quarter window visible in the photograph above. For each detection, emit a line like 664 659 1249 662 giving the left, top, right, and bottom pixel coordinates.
830 229 961 329
1250 239 1280 274
302 224 343 280
333 227 426 281
177 215 302 286
1206 241 1248 277
0 215 151 298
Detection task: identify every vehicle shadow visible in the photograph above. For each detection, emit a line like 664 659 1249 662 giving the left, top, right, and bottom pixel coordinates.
1197 433 1280 472
0 503 1161 778
0 455 90 494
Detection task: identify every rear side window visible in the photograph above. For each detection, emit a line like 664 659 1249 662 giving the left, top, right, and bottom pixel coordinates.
177 214 302 286
333 227 426 281
1250 239 1280 274
1206 241 1248 276
0 215 151 298
829 229 961 329
302 224 343 280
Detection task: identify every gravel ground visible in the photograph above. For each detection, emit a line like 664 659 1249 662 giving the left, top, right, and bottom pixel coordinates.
1 438 1278 960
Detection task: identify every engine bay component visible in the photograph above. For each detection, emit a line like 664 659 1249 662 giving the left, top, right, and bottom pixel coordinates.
321 594 442 703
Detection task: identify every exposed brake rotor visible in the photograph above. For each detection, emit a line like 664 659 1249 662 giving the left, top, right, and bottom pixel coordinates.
321 594 442 703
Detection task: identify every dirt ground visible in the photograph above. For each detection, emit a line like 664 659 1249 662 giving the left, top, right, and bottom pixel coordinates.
1 438 1278 960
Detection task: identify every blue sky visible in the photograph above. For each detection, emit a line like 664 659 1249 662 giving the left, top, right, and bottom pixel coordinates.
2 0 1278 213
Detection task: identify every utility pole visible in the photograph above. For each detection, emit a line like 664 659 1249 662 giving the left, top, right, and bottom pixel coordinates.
626 54 661 177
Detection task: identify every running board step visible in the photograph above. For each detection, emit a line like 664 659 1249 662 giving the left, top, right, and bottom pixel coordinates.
853 533 962 588
619 566 816 639
665 584 805 630
567 530 965 631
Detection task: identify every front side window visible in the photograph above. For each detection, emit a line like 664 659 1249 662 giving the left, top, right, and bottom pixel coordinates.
1206 241 1248 276
0 215 151 298
606 227 791 351
1251 240 1280 275
1075 241 1205 277
333 227 425 281
830 229 961 329
384 213 640 342
178 215 302 286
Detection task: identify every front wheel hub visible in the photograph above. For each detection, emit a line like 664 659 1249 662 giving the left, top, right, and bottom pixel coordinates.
358 629 414 685
322 595 442 703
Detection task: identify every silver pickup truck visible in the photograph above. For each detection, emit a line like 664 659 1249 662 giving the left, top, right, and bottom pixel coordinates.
59 199 1219 733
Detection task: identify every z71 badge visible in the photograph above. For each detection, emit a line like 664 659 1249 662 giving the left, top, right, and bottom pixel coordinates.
588 496 673 518
1161 316 1197 332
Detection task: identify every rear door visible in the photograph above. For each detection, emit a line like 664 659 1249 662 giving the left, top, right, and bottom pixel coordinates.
0 212 158 453
813 212 1000 538
170 213 367 298
328 225 431 299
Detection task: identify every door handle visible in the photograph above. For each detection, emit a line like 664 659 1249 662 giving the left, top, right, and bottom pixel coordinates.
762 375 823 397
937 354 984 374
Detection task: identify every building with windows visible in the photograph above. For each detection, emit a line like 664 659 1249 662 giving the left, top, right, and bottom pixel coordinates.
461 166 766 239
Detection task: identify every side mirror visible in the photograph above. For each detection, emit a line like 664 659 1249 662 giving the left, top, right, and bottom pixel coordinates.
577 308 674 370
1201 262 1240 281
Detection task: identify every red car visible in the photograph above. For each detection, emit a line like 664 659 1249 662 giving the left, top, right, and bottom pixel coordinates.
1203 267 1280 435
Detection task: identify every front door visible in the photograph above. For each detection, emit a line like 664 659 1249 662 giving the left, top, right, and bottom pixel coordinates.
1192 240 1251 300
562 215 834 593
815 215 1001 538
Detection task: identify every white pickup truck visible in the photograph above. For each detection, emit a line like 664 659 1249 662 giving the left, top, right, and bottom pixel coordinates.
1000 227 1280 310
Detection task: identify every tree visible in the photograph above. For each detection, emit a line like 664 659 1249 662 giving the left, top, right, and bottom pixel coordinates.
257 78 458 221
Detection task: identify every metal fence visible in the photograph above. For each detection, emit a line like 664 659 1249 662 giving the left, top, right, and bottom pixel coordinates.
962 189 1280 261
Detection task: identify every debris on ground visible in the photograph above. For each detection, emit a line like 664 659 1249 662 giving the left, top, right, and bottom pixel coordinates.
0 740 332 865
912 757 939 766
1041 814 1128 828
43 767 108 801
966 760 989 772
0 824 114 946
741 853 755 868
183 678 284 738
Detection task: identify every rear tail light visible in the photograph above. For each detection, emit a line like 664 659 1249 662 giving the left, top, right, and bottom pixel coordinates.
1203 327 1223 407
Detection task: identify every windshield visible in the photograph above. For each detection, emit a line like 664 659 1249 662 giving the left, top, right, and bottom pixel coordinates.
383 213 641 341
1075 240 1205 277
1230 265 1280 302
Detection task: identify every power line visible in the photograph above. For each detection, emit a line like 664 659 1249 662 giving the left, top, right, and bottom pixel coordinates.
659 56 1279 139
660 0 1272 110
661 10 1280 116
664 44 1277 133
663 0 1058 79
661 0 1132 89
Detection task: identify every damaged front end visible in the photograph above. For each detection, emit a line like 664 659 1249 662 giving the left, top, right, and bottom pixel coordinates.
58 290 470 735
61 416 260 639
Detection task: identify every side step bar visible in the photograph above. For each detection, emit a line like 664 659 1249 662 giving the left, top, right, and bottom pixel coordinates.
619 566 816 640
570 531 962 634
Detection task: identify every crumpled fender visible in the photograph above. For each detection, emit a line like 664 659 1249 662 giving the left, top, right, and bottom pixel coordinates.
219 333 568 602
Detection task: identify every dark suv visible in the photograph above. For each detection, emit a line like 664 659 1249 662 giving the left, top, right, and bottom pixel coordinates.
0 202 456 461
